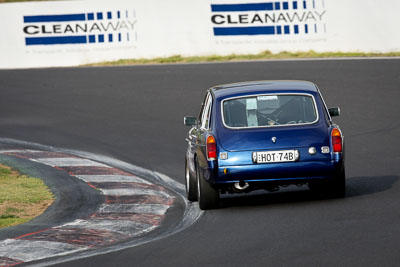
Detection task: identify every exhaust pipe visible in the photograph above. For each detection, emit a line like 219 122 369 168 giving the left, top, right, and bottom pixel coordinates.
233 181 250 192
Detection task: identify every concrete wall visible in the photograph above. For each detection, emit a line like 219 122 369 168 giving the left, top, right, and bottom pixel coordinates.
0 0 399 68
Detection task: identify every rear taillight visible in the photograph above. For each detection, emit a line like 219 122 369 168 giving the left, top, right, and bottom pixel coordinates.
331 128 342 153
207 135 217 160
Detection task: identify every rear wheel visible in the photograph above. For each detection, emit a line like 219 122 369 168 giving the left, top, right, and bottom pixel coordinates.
185 159 197 201
196 165 219 210
331 168 346 198
309 168 346 198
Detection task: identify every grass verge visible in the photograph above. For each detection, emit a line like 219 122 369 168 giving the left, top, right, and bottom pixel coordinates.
0 164 54 228
86 50 400 66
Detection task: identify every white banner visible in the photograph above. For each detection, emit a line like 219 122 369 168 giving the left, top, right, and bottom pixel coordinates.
0 0 399 69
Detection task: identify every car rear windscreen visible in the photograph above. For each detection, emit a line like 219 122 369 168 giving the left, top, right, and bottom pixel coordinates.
222 94 318 128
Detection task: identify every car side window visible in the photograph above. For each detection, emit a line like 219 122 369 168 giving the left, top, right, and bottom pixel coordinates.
317 90 332 123
205 96 213 129
201 93 212 129
198 92 208 126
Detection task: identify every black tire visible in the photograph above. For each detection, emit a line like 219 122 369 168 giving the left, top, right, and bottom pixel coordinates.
196 164 219 210
309 168 346 198
331 168 346 198
185 159 197 201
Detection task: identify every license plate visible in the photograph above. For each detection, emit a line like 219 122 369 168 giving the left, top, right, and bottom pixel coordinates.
252 150 299 164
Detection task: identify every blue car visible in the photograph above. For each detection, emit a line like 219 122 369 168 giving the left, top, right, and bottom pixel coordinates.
184 81 345 210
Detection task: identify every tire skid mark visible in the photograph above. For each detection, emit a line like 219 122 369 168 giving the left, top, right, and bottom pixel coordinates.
0 257 23 267
60 166 134 176
77 174 152 184
19 227 126 247
91 182 167 191
61 219 153 236
31 157 108 167
106 194 173 205
89 213 165 225
0 239 87 263
3 151 78 159
100 188 171 198
100 204 170 216
0 149 175 265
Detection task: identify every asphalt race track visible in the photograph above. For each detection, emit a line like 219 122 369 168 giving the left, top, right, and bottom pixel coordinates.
1 58 400 266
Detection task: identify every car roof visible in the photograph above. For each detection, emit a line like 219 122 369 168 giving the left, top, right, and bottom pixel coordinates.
211 80 319 100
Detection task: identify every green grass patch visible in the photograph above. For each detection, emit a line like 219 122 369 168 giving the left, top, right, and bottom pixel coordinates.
0 217 30 228
0 214 17 219
5 207 25 213
0 164 54 228
87 50 400 67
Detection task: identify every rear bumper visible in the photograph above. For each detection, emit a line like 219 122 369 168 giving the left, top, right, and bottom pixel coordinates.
211 160 343 184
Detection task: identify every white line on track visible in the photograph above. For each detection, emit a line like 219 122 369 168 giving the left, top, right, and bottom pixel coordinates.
0 239 87 262
31 157 108 167
0 149 39 153
62 219 154 235
77 175 151 184
0 138 203 267
100 188 170 198
99 204 171 216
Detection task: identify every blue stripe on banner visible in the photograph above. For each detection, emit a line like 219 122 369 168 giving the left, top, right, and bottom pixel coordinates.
294 25 299 34
305 24 308 33
284 25 290 34
276 25 282 34
303 0 307 9
24 14 85 23
214 26 275 36
293 1 298 9
107 11 112 19
283 2 289 10
211 3 274 12
25 36 87 45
